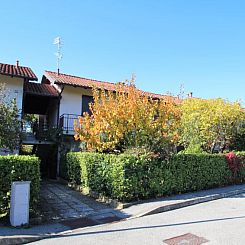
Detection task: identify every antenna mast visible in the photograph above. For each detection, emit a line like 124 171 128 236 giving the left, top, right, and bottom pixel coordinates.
53 37 62 75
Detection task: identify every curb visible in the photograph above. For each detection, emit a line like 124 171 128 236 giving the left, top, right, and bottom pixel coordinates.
131 188 245 218
0 235 45 245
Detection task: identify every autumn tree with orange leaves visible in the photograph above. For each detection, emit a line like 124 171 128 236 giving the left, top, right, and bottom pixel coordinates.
74 80 181 156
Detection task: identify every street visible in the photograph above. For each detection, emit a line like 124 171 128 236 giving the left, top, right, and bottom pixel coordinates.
32 193 245 245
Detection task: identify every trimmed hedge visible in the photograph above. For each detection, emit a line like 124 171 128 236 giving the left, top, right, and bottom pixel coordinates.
236 151 245 182
66 152 243 202
0 155 41 216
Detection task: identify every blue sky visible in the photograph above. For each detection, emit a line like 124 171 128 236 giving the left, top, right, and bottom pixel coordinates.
0 0 244 105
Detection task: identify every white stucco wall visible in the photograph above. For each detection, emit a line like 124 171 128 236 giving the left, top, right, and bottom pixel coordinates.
0 74 24 155
59 86 92 116
0 74 24 114
59 86 92 133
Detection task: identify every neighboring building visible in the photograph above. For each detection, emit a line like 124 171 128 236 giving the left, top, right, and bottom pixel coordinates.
0 61 38 114
0 61 38 155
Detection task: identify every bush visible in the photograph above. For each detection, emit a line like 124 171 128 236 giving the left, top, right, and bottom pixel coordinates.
59 153 69 180
170 153 232 193
0 155 41 216
19 145 33 155
66 152 241 202
234 151 245 182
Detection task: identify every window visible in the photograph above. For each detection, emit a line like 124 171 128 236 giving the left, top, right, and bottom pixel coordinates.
82 95 94 116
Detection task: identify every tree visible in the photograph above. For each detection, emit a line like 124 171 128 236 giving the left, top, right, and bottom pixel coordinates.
180 98 245 153
0 83 21 151
74 80 181 157
230 121 245 151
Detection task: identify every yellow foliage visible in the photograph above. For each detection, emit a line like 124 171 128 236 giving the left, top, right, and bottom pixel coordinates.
74 80 181 152
180 97 245 152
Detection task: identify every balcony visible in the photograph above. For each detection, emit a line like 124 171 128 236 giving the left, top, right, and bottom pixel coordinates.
59 114 80 135
21 120 56 145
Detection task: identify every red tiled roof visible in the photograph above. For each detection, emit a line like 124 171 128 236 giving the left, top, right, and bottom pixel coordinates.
44 71 181 103
45 71 119 91
0 62 37 81
24 82 59 97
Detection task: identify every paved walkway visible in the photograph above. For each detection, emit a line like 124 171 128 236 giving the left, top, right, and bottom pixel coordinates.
39 181 127 223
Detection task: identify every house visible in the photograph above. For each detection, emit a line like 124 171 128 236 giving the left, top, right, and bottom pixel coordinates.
0 61 38 155
41 70 181 134
0 61 60 176
1 61 181 178
0 61 38 113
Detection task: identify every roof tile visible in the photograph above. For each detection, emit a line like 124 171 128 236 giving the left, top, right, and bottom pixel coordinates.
24 82 59 97
44 71 181 103
0 62 38 81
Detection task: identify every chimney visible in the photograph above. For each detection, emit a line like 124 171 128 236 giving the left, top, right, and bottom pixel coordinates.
16 60 19 67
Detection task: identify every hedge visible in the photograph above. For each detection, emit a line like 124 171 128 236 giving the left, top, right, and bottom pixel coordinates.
235 151 245 182
66 152 244 202
0 155 41 216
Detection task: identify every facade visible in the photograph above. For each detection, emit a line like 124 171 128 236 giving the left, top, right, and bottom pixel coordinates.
0 61 180 178
0 61 38 113
41 70 180 135
0 61 38 155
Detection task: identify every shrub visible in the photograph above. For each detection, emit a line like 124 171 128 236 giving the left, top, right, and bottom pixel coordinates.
67 152 114 196
170 153 232 193
0 84 21 151
59 153 69 180
19 145 34 155
224 152 243 182
66 152 238 202
0 155 40 216
74 80 181 157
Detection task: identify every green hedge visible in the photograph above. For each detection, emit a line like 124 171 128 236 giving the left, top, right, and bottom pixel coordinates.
0 155 41 216
236 151 245 181
66 152 242 202
236 151 245 157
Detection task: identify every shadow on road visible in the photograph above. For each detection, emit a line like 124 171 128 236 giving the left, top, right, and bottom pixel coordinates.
46 215 245 240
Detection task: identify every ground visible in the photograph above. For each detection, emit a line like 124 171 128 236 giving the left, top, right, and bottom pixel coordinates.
1 183 245 244
32 193 245 245
38 180 128 225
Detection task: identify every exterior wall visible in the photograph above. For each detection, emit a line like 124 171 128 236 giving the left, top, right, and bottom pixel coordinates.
59 86 93 134
0 74 24 155
59 86 92 116
0 74 24 114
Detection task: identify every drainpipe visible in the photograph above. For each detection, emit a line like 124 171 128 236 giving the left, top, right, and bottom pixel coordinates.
56 84 64 178
56 85 65 126
19 78 28 154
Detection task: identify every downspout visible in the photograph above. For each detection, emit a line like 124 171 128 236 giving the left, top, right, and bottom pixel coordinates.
56 84 64 179
56 84 65 126
19 79 28 153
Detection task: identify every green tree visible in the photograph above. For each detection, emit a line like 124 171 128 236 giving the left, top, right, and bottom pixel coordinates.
230 121 245 151
0 83 21 151
180 98 245 153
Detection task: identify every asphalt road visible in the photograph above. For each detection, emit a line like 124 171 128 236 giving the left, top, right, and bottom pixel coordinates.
32 193 245 245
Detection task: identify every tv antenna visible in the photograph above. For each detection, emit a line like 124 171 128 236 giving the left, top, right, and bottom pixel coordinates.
53 37 62 75
178 83 185 99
